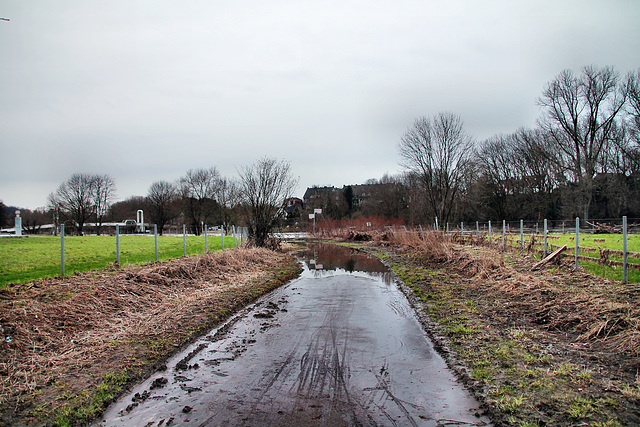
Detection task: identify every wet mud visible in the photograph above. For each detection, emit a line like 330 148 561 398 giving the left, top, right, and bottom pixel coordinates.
98 244 489 426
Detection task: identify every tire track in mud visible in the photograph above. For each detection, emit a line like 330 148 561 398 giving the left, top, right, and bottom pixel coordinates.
292 301 361 424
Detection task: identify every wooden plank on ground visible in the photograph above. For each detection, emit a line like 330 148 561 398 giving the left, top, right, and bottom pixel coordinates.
532 245 567 271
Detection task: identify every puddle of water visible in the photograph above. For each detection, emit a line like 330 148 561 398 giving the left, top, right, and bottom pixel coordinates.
99 243 489 426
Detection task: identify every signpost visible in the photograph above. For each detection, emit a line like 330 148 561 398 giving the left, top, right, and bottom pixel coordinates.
312 209 322 235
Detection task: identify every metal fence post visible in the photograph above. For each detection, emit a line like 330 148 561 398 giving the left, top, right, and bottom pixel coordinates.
488 221 492 246
154 224 158 261
233 225 237 248
221 225 225 250
461 222 464 240
60 224 65 276
476 221 479 240
446 223 449 234
520 219 524 252
183 224 186 257
575 217 579 269
204 224 208 253
116 224 120 266
543 218 548 257
623 216 628 284
502 220 506 250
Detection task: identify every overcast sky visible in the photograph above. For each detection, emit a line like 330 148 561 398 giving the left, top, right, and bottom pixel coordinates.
1 1 639 209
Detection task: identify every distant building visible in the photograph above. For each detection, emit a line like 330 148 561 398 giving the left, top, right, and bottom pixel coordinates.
284 197 303 217
302 186 339 205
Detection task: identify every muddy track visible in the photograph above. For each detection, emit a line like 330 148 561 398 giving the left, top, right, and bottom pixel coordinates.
99 243 489 426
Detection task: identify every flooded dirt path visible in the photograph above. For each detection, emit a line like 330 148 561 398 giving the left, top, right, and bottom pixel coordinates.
99 244 488 426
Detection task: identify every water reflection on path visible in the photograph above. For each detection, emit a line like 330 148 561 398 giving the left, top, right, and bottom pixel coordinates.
99 243 489 426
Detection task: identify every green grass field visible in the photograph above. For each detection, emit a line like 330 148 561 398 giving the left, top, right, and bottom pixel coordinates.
500 233 640 283
0 234 236 287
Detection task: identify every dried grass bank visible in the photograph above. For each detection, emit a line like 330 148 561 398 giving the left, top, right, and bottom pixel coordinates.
0 248 300 425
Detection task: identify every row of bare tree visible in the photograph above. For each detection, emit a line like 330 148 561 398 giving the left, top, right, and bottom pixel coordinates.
141 158 297 246
395 66 640 225
21 158 297 247
46 174 116 236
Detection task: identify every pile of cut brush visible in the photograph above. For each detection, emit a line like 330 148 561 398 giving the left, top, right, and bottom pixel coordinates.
586 220 639 234
346 230 373 241
0 248 296 423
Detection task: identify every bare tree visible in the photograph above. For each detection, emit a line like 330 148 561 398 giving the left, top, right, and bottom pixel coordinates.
49 173 117 235
476 129 562 221
476 134 519 220
216 177 241 230
357 174 408 220
20 208 50 234
623 68 640 170
50 173 95 235
238 157 298 247
178 167 221 235
538 66 627 220
92 174 116 235
398 112 474 225
146 180 178 235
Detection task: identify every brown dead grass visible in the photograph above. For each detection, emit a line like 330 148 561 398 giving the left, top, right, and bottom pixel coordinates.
383 229 640 367
0 248 299 423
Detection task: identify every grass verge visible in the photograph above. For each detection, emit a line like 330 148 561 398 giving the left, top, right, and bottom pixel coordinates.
501 233 640 283
0 235 235 287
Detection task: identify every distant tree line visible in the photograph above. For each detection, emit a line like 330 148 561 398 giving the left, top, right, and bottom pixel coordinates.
457 66 638 225
4 66 639 235
2 158 296 248
306 66 640 226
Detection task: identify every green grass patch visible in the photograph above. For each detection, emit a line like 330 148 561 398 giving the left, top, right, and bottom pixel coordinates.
52 370 129 426
504 233 640 283
0 235 235 286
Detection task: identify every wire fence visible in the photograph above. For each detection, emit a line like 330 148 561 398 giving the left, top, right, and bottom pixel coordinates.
436 216 638 284
59 224 249 277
